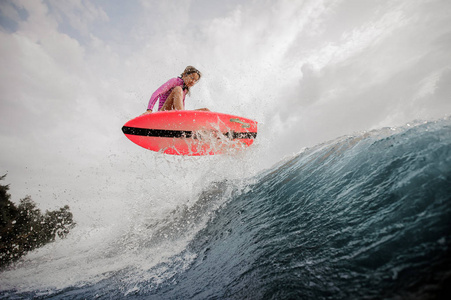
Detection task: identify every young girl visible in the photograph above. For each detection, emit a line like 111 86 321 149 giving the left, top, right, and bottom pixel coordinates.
144 66 209 114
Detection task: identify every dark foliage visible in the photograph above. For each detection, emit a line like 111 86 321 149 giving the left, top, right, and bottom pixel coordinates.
0 174 76 268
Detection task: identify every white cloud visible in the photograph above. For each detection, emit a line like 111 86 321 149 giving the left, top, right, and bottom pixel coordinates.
265 0 451 153
47 0 109 37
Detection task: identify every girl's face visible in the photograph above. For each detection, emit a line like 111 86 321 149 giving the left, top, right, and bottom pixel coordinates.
183 73 200 87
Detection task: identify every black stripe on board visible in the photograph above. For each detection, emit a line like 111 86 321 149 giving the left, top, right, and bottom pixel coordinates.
122 126 257 140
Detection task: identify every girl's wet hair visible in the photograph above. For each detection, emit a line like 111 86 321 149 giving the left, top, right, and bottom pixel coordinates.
180 66 201 95
181 66 202 80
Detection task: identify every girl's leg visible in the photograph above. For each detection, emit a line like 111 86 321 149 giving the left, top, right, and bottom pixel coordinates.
160 87 183 111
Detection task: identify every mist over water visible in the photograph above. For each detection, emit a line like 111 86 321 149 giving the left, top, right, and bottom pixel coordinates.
0 146 262 292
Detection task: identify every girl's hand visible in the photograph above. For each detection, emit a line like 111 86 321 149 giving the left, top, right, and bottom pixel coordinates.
141 110 152 116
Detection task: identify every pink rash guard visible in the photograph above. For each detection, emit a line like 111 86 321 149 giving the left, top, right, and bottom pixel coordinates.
147 77 188 111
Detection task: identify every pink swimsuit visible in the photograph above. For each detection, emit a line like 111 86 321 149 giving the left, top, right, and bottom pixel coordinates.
147 77 187 111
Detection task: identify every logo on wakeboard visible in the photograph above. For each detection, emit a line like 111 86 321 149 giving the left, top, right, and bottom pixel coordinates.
230 118 250 128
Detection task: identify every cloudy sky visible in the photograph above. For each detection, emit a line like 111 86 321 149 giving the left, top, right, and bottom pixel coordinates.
1 0 450 217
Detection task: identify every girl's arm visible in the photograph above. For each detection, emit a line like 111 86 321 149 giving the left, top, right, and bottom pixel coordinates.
147 78 180 111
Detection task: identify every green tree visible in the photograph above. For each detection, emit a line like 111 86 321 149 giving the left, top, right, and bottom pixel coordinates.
0 174 18 228
0 174 76 269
